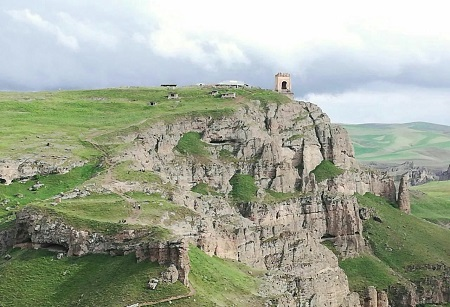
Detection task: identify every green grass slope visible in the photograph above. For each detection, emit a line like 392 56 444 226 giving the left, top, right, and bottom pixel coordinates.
340 193 450 296
0 249 188 307
410 181 450 228
339 254 399 293
156 246 264 307
0 164 100 226
0 246 264 307
342 122 450 168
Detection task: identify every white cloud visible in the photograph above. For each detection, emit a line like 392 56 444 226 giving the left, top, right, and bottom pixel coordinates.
7 9 79 50
6 8 120 51
135 0 450 78
302 83 450 125
57 12 119 49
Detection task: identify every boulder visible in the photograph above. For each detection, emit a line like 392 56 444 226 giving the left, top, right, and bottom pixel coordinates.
147 278 159 290
160 264 179 284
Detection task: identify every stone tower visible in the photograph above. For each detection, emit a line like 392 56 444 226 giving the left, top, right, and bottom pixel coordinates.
275 73 291 92
274 73 293 98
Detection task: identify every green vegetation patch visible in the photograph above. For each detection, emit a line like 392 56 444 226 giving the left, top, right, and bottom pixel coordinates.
157 246 264 307
112 161 162 184
410 181 450 228
264 189 300 203
311 160 344 182
229 174 258 202
0 248 188 306
27 204 170 238
0 163 100 206
45 193 130 224
219 148 238 162
321 240 339 257
0 163 100 225
175 132 209 157
339 254 399 293
124 192 197 225
287 134 303 142
191 183 220 196
357 193 450 282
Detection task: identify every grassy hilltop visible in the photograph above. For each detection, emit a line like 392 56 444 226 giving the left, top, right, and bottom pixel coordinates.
0 86 288 161
0 86 288 229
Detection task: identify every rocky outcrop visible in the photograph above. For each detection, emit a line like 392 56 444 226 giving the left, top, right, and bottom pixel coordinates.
0 158 85 185
438 164 450 181
136 240 190 286
397 173 411 214
160 264 179 283
361 286 389 307
327 170 396 203
3 207 190 285
377 290 389 307
399 263 450 306
388 284 418 307
382 161 437 185
388 266 450 307
0 227 16 255
120 101 393 198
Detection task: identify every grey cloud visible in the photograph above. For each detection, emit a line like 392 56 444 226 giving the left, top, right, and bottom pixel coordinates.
1 1 450 125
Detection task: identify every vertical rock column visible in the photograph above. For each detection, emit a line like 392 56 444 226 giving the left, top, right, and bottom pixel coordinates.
397 173 411 214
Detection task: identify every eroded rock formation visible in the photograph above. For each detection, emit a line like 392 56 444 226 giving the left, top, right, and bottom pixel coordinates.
1 99 400 306
397 173 411 214
2 207 190 285
107 100 398 306
0 158 85 185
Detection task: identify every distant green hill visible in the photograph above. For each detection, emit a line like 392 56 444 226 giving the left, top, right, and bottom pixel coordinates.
342 122 450 169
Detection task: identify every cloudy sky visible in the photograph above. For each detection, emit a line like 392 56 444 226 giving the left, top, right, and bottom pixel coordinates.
2 0 450 124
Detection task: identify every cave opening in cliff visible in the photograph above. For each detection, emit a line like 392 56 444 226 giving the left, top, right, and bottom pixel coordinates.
0 178 6 184
208 139 237 144
320 233 336 239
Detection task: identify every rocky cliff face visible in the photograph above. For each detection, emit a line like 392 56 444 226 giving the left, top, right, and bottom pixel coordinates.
120 101 393 198
107 99 397 306
388 264 450 306
1 99 399 306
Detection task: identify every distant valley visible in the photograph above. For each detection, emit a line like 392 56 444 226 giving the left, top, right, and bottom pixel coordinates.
342 122 450 170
